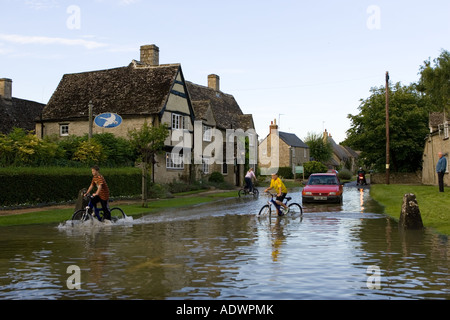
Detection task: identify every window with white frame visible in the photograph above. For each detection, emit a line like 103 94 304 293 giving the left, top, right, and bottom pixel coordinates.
166 152 184 169
203 125 212 141
172 113 184 130
60 124 69 136
202 157 210 174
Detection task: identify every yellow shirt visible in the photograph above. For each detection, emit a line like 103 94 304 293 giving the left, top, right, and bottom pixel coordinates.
270 177 287 194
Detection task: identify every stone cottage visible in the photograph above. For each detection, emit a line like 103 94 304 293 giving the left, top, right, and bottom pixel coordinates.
187 75 256 186
422 112 449 186
0 78 45 134
258 119 309 175
323 129 359 172
37 44 255 185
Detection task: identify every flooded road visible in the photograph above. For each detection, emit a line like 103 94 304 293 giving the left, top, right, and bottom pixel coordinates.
0 187 449 300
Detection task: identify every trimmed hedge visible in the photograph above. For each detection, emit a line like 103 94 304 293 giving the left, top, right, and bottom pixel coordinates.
0 167 143 207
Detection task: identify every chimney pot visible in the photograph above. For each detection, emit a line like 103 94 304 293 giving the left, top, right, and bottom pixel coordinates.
270 118 278 135
208 74 220 91
0 78 12 100
140 44 159 66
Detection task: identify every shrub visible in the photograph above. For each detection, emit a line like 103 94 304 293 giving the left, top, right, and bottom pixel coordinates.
208 171 224 183
277 167 293 179
338 168 352 180
304 161 327 177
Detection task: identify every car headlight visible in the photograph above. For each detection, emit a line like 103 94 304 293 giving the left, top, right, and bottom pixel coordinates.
329 192 337 195
303 192 312 195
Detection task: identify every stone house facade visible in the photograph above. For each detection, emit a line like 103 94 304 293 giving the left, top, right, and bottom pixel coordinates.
187 76 256 186
422 112 449 186
258 119 309 175
37 45 255 185
323 129 359 172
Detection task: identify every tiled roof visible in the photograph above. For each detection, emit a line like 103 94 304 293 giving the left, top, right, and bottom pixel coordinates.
279 131 308 148
186 81 254 131
0 97 45 134
41 63 180 121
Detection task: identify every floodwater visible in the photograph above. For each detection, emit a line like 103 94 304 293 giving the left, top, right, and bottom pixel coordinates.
0 186 449 300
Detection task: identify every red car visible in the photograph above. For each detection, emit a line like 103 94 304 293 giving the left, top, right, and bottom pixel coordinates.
302 173 343 203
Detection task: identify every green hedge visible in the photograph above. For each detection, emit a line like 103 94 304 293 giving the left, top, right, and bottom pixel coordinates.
0 167 143 207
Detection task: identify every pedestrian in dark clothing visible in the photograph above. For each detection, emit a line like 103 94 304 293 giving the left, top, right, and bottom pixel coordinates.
436 152 447 192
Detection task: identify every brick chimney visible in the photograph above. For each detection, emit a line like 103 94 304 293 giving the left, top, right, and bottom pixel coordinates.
208 74 220 91
140 44 159 66
270 119 278 135
0 78 12 100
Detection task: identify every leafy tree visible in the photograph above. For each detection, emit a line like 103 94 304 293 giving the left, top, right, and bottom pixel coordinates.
344 83 429 172
418 49 450 112
128 122 169 207
304 132 332 163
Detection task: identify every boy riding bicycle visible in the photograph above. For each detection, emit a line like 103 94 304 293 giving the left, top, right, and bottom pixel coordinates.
264 172 289 216
84 165 111 221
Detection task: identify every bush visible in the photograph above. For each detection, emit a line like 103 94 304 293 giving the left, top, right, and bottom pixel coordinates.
304 161 327 177
0 129 136 167
208 171 224 183
338 168 352 180
277 167 293 179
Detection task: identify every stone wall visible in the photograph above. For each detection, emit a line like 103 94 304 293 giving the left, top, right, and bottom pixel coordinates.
371 171 422 185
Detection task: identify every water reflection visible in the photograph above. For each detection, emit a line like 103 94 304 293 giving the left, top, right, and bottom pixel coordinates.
0 187 449 299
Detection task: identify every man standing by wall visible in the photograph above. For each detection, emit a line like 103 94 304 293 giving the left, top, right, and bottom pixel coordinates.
436 152 447 192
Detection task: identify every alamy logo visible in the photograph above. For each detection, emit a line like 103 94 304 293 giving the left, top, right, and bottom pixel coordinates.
66 265 81 290
170 120 279 175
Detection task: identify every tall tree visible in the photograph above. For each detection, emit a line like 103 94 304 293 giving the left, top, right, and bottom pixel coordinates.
128 122 169 207
343 83 429 172
304 132 332 163
418 49 450 112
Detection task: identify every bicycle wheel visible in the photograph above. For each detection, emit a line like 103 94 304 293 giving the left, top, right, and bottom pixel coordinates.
287 203 303 216
238 189 247 198
110 207 126 222
252 189 259 198
258 204 271 216
71 209 92 221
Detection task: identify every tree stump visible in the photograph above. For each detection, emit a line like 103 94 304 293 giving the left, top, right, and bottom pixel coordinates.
399 193 424 230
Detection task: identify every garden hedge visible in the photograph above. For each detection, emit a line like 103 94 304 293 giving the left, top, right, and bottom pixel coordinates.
0 167 143 207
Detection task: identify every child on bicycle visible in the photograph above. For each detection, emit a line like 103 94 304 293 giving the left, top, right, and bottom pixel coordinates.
264 172 289 216
244 167 256 194
84 165 111 221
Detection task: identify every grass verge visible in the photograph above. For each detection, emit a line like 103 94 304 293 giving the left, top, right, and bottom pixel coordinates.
0 190 237 227
370 184 450 236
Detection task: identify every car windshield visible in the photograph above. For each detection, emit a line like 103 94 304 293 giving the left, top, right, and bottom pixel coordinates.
308 175 338 185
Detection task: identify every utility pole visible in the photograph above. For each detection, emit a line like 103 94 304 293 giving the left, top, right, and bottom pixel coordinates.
88 100 93 140
385 72 390 185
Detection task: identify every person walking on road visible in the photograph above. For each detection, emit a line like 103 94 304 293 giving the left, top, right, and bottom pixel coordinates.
436 152 447 192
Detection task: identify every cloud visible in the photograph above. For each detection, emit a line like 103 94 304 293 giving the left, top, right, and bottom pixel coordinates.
94 0 141 6
0 33 108 50
25 0 60 10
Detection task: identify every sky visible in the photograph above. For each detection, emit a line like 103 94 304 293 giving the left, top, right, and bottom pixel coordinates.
1 0 450 143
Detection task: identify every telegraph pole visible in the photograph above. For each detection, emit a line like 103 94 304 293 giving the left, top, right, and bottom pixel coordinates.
385 72 390 185
88 100 93 140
